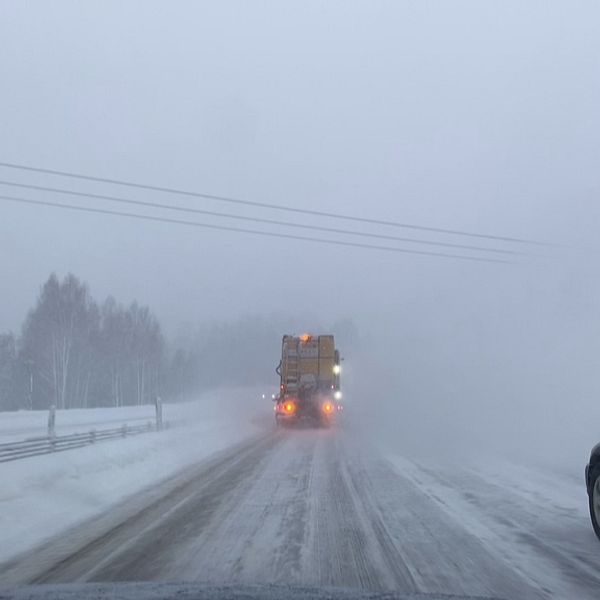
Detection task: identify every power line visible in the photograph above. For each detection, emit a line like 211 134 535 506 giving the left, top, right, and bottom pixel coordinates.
0 161 546 246
0 194 512 264
0 180 525 256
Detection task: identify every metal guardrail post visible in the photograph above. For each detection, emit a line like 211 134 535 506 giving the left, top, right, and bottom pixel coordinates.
155 396 163 432
48 405 56 438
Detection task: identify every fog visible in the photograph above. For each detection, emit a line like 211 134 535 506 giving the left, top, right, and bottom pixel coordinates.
1 2 600 468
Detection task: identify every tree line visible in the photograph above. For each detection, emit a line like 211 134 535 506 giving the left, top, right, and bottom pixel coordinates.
0 273 359 411
0 274 165 411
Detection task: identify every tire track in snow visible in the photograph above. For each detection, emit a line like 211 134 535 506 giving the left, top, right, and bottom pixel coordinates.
341 451 421 591
272 439 315 580
2 428 583 598
393 457 600 600
305 433 385 590
0 433 282 584
343 446 547 600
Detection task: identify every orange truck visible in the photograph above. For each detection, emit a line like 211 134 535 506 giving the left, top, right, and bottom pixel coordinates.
274 334 342 427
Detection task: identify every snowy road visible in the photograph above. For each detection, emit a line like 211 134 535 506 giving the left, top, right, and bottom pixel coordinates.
1 428 599 599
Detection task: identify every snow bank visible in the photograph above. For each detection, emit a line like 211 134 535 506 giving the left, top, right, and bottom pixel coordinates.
0 387 274 565
0 405 157 443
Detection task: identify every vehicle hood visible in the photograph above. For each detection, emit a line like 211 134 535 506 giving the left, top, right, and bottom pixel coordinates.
0 582 504 600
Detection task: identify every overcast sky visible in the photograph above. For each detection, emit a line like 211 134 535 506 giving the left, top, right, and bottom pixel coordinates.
0 1 598 330
1 1 600 457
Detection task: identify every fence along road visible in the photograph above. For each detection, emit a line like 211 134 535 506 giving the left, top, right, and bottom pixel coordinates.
0 398 166 463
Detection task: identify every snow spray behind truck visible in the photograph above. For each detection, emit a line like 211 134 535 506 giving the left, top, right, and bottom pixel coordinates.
274 334 342 427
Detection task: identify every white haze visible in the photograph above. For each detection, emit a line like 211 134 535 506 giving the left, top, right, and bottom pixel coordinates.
1 1 600 469
348 255 600 470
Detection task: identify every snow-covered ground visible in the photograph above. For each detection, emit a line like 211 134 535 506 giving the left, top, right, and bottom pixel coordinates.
386 453 598 599
0 391 275 443
2 398 599 598
0 387 272 566
0 405 158 443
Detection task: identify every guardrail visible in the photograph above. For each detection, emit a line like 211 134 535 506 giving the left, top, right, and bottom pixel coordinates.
0 421 165 463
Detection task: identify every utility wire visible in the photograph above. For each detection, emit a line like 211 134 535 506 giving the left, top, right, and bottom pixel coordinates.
0 194 512 264
0 180 525 256
0 161 546 246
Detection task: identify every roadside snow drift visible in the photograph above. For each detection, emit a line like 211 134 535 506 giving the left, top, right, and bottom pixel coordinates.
0 387 270 565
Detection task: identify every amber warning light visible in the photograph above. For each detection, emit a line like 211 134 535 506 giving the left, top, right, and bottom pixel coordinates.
322 401 334 414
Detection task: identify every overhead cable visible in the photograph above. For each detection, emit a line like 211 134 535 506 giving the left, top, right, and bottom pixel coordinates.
0 194 513 264
0 161 547 246
0 180 524 256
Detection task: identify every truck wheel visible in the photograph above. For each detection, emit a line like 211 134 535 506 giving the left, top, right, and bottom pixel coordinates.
589 467 600 540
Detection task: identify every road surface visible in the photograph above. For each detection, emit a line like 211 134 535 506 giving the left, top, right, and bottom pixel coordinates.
1 428 599 599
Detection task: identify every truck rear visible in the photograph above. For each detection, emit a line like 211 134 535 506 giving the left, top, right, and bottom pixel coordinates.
274 334 342 427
